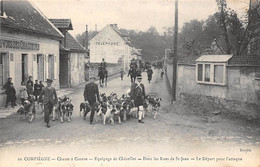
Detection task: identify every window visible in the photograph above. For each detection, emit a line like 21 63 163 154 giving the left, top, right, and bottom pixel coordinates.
197 64 203 81
0 53 9 86
256 67 260 80
48 54 54 80
0 54 3 86
196 63 226 85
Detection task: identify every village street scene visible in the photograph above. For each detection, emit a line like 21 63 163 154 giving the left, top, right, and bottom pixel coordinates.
0 0 260 167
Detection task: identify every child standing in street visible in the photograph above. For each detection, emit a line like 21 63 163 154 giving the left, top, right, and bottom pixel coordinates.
120 69 125 80
34 80 41 101
20 81 28 105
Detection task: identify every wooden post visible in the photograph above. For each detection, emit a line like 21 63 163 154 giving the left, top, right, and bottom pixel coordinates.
172 0 178 103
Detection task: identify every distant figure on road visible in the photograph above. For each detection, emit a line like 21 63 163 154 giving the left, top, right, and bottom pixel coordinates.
83 76 100 124
160 68 164 79
38 79 58 128
130 74 145 123
147 67 153 83
120 69 125 80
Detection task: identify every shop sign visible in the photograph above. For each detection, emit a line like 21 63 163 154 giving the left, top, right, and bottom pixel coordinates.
0 39 40 50
95 41 119 46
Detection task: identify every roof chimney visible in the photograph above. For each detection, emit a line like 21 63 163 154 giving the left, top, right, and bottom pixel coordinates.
95 24 97 32
110 24 118 29
1 0 4 16
85 25 88 50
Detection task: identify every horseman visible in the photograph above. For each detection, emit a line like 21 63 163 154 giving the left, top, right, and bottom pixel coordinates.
128 65 137 83
100 58 107 71
98 58 107 87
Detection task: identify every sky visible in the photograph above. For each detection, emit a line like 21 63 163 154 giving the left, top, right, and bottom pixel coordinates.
30 0 250 37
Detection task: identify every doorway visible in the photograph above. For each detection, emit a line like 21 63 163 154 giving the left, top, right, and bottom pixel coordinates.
22 54 28 82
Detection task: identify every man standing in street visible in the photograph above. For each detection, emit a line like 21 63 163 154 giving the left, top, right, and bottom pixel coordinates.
147 66 153 83
38 79 57 128
83 76 100 124
130 74 145 123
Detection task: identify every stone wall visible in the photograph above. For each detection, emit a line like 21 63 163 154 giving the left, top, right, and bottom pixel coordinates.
178 93 259 120
165 62 260 119
70 52 86 87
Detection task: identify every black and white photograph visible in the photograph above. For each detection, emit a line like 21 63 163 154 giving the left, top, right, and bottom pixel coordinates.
0 0 259 166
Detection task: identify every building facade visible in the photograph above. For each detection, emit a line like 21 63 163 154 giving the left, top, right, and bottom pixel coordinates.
50 19 87 88
89 24 136 71
0 0 63 106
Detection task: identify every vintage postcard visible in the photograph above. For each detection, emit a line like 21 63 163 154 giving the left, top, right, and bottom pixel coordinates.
0 0 259 166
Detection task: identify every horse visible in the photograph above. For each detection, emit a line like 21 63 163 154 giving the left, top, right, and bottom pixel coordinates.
128 67 137 83
98 68 108 87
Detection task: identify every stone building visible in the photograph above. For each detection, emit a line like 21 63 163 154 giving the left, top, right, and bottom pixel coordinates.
50 19 88 88
89 24 141 71
0 0 63 105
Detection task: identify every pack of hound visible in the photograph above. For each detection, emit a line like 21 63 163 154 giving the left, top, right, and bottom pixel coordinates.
16 92 161 125
17 95 74 123
80 92 162 125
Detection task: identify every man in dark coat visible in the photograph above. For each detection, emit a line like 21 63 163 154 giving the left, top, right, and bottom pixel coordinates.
83 76 100 124
5 83 16 108
38 79 58 127
27 76 34 95
2 77 17 107
147 67 153 83
130 74 145 123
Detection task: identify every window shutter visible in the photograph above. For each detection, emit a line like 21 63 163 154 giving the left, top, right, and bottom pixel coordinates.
32 54 37 80
45 54 48 80
54 55 57 79
8 53 13 83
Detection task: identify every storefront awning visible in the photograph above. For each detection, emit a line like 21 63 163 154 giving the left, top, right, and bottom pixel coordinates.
196 55 233 63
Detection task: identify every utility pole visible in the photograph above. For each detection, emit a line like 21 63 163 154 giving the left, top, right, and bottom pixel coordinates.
172 0 178 103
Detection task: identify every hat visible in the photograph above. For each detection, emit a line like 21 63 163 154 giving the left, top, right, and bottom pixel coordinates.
89 75 96 79
136 74 142 79
46 79 53 83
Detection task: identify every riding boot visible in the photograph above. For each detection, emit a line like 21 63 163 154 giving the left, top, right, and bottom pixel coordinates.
5 101 8 108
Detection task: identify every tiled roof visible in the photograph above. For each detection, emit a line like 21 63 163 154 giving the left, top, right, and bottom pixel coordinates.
49 19 73 30
228 54 260 66
178 53 260 66
110 25 132 46
196 55 233 62
0 0 63 39
65 32 87 53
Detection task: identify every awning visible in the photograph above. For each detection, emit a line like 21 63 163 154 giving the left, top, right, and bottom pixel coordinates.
196 55 233 63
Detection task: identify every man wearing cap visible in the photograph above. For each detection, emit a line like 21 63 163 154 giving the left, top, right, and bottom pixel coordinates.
38 79 58 127
130 74 145 123
83 76 100 124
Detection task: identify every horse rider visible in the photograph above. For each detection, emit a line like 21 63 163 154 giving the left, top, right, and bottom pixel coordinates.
100 58 107 71
128 66 137 83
